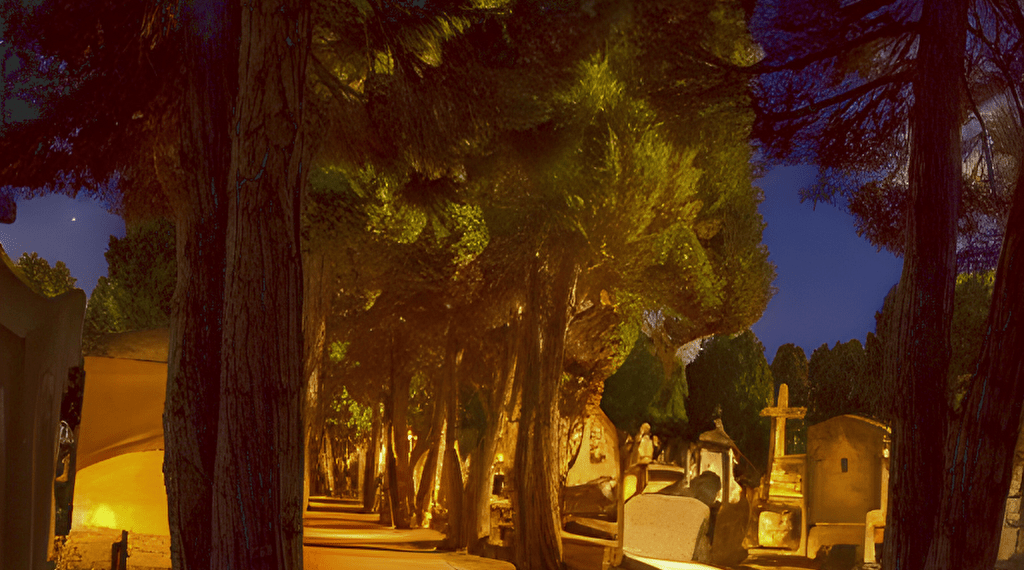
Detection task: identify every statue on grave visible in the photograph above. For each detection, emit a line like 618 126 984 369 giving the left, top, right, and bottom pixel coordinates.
628 422 654 467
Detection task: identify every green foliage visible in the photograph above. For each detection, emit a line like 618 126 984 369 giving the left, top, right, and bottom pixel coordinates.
407 370 432 436
770 343 809 406
806 339 878 423
645 366 689 437
328 341 349 364
950 271 994 388
458 386 488 457
13 252 77 297
82 218 175 351
871 271 995 413
305 0 776 489
327 386 374 448
770 343 810 453
685 330 773 468
601 335 666 434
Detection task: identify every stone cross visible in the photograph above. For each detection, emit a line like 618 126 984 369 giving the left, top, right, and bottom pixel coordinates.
760 384 807 458
759 384 807 495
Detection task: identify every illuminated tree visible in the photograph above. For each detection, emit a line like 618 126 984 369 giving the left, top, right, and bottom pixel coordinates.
12 251 77 297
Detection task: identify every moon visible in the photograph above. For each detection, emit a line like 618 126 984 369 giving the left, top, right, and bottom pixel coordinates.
71 217 76 222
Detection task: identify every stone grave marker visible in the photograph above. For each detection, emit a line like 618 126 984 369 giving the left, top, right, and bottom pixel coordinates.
621 494 710 564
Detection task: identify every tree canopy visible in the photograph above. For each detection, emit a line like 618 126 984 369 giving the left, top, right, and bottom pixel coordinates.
2 0 778 567
685 330 773 469
82 218 176 350
12 251 77 297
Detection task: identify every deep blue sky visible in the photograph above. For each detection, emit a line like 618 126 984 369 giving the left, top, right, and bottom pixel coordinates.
1 167 904 362
0 193 125 297
751 165 903 360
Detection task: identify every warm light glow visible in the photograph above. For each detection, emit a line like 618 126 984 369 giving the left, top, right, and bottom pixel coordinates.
86 504 118 528
623 474 637 499
495 453 504 463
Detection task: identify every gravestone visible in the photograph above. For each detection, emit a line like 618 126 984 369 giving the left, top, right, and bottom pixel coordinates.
1 244 87 569
566 410 619 487
621 494 711 564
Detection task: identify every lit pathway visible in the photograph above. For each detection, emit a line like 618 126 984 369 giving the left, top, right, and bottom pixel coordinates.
68 456 513 569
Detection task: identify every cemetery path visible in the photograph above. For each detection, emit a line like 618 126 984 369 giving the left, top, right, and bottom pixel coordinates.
63 463 513 570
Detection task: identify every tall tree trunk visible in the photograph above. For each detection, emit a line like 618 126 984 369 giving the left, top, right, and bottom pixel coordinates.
386 326 416 528
162 2 235 568
439 334 464 547
926 157 1024 569
464 324 521 551
882 0 965 568
303 251 330 509
364 404 382 512
512 251 577 570
207 2 310 568
415 389 444 525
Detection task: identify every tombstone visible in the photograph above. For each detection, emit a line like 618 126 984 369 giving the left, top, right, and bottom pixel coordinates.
760 384 807 490
1 244 87 569
751 383 809 555
621 493 711 565
566 409 619 487
656 470 720 508
805 414 889 561
696 418 741 504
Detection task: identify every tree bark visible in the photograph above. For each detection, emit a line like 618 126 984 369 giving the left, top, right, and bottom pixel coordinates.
464 324 521 551
207 1 310 568
363 404 382 512
303 251 331 509
386 325 416 528
925 156 1024 569
882 0 965 568
415 384 444 525
162 2 235 568
512 250 578 570
439 334 464 547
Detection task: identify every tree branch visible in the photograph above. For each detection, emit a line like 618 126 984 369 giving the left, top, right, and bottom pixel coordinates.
310 54 366 103
746 20 917 75
758 68 912 123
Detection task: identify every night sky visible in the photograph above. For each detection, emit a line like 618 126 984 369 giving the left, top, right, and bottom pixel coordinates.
750 165 903 359
0 193 125 297
1 166 904 362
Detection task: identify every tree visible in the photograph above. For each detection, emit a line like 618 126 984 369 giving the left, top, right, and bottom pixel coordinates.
82 218 176 351
304 3 774 567
769 343 808 405
12 251 77 297
1 1 312 567
948 271 995 393
685 330 773 469
805 339 878 423
747 0 1021 566
770 343 808 453
601 334 673 435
